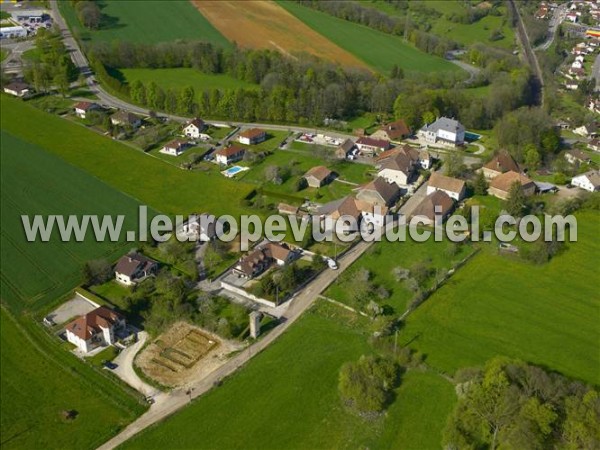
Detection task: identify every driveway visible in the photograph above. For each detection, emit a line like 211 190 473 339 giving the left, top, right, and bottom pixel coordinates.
48 293 96 325
112 331 162 398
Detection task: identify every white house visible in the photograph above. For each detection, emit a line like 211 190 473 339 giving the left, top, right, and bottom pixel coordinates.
571 60 583 69
182 213 217 242
571 170 600 192
114 253 157 286
110 111 142 129
161 139 189 156
73 101 100 119
65 307 126 353
214 145 245 165
3 81 31 98
426 172 466 201
418 117 465 147
238 128 266 145
355 137 391 155
0 26 27 39
183 118 206 139
376 145 428 187
574 124 597 137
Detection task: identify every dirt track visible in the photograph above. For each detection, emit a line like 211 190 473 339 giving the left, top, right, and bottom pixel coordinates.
192 1 369 69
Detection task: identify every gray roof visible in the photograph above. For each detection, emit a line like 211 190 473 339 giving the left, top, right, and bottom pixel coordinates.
424 117 464 134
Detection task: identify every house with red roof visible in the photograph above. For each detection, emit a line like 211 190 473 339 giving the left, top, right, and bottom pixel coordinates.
65 306 126 353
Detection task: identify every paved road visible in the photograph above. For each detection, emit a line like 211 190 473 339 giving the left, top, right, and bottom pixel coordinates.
592 53 600 90
536 3 569 51
97 238 373 450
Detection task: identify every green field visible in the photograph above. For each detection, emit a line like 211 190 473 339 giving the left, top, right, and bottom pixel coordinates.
59 0 230 47
277 1 461 75
123 303 456 450
1 96 255 218
325 238 474 314
120 68 257 100
400 211 600 385
0 309 145 450
0 130 148 312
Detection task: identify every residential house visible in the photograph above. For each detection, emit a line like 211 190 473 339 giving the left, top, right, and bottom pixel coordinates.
335 138 355 159
183 118 207 139
238 128 266 145
182 213 217 242
215 145 246 165
588 97 600 114
377 147 419 187
588 138 600 152
3 81 31 98
410 190 455 226
316 196 362 232
233 241 295 279
574 123 598 137
370 119 411 142
355 137 391 155
65 306 126 353
161 139 189 156
355 177 401 207
110 111 142 129
488 171 536 200
73 101 100 119
419 149 432 169
304 166 334 188
427 172 466 201
571 170 600 192
564 149 592 165
482 151 521 179
114 253 158 286
418 117 465 147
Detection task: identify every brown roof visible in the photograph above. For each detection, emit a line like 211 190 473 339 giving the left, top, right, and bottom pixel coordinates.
337 138 355 153
483 152 520 174
428 172 465 194
65 306 123 340
566 149 591 161
356 137 390 149
317 196 360 220
114 253 155 278
411 191 454 222
5 81 30 92
357 177 401 205
239 128 265 139
304 166 333 182
376 119 411 140
111 111 140 124
187 118 205 129
164 139 188 150
489 171 535 193
578 170 600 188
263 242 292 262
215 145 246 157
73 101 98 111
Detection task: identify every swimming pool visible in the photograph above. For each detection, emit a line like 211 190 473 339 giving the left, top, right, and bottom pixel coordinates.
222 165 249 178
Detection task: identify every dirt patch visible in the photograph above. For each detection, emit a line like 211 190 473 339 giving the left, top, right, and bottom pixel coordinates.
136 322 243 387
192 1 370 70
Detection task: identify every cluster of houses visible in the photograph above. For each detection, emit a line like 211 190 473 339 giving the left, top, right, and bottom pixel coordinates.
535 1 558 20
565 0 600 24
0 9 52 40
564 40 598 89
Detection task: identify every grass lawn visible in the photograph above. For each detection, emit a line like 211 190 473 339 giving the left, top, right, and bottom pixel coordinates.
399 211 600 385
120 68 257 102
0 308 145 450
90 280 132 310
1 95 256 218
123 302 456 449
277 1 462 75
1 48 8 62
325 238 474 315
0 130 147 313
58 0 230 47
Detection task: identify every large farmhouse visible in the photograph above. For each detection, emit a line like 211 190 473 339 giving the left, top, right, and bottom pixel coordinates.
427 172 466 201
65 306 126 354
488 171 536 200
418 117 465 147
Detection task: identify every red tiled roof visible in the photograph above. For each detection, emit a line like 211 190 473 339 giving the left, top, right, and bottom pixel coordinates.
65 306 123 340
216 145 246 157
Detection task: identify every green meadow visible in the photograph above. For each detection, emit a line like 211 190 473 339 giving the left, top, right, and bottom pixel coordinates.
277 1 461 75
0 308 145 450
1 96 255 218
120 68 257 101
123 303 456 450
400 211 600 385
0 130 147 312
58 0 230 47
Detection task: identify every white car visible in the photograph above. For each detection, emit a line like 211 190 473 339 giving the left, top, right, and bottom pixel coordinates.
324 257 338 270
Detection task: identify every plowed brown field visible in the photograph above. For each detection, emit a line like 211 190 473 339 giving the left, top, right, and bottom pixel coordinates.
192 1 370 69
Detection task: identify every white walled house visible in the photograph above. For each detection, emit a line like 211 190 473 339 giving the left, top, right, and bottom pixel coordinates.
426 172 466 201
161 139 189 156
183 118 206 139
571 170 600 192
114 253 157 286
215 145 246 165
74 101 100 119
238 128 266 145
418 117 465 147
3 81 31 98
65 307 126 353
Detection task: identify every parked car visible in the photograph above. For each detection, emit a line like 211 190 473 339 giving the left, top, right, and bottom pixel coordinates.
323 257 338 270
